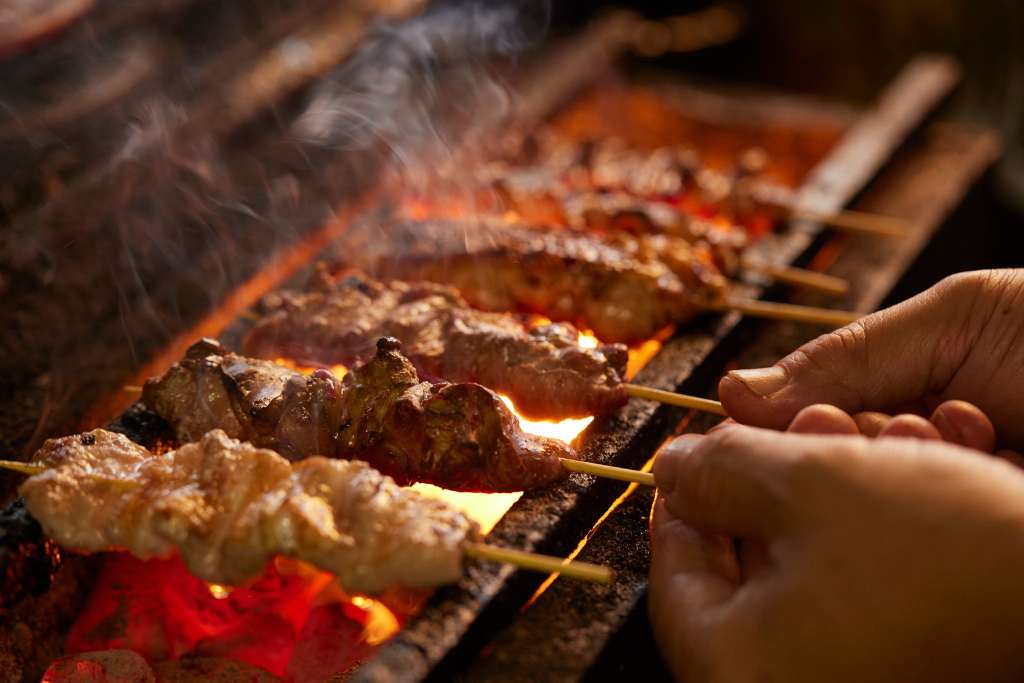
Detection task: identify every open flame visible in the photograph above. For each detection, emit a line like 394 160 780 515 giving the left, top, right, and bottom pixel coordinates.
60 331 666 680
273 324 663 535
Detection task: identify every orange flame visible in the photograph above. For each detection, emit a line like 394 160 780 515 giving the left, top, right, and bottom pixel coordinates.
273 325 664 538
350 596 401 646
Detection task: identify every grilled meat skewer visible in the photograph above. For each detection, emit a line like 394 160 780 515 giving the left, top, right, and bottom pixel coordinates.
243 267 629 420
20 428 479 595
144 337 577 492
349 219 728 345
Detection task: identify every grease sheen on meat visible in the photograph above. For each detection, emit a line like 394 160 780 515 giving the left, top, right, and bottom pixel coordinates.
20 429 479 595
346 218 728 345
242 268 628 420
144 338 577 492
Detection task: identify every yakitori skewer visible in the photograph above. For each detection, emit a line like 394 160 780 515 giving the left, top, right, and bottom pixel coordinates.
0 432 610 589
0 456 625 578
1 457 662 492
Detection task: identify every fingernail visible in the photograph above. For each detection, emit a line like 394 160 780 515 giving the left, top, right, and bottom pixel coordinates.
727 366 790 397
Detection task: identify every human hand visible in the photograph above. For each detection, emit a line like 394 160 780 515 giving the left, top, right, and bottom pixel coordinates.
648 423 1024 683
719 270 1024 450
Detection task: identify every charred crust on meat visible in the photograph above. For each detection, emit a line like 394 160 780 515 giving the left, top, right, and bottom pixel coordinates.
184 338 226 359
377 337 402 354
339 275 370 293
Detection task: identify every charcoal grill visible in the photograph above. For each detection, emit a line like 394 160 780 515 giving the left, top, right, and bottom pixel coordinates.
0 6 1001 683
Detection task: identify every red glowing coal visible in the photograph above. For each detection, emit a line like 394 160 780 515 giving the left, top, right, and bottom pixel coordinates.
60 552 419 682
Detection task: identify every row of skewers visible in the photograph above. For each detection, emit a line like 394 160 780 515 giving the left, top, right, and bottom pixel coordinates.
1 138 901 603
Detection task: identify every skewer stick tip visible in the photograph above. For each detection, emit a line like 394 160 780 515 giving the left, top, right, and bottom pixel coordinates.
0 460 47 475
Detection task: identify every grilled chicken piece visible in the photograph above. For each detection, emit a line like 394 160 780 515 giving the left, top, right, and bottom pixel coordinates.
21 429 479 594
349 219 728 345
243 268 628 420
144 338 577 492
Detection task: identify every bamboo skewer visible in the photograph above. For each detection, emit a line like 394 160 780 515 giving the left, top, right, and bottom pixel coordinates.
465 543 612 583
741 261 850 297
791 208 912 237
711 299 862 327
560 458 656 487
0 459 613 584
0 460 46 475
624 384 727 415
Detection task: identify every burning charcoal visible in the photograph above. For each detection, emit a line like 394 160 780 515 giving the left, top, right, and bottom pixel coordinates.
0 496 61 614
153 658 281 683
188 614 298 677
41 650 154 683
284 604 375 683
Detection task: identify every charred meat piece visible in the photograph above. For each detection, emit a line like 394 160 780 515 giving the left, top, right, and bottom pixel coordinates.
243 267 628 420
144 338 577 492
337 337 575 491
349 219 728 345
221 354 345 463
21 428 479 594
142 338 247 442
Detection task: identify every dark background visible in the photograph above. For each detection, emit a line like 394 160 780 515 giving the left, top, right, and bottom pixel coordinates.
548 0 1024 278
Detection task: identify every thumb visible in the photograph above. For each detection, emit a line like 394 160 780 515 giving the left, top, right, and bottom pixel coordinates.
719 271 1008 430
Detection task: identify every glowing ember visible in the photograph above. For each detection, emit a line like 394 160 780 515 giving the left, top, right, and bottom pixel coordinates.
207 583 231 599
63 552 411 682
